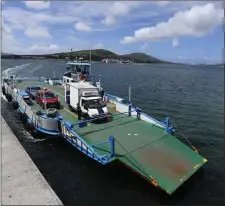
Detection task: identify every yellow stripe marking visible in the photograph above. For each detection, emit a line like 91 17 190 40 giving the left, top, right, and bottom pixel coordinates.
194 164 200 169
63 107 91 126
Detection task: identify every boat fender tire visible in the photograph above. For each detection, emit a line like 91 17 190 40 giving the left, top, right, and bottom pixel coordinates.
12 101 19 110
5 93 9 99
7 94 12 102
2 86 6 96
21 113 28 124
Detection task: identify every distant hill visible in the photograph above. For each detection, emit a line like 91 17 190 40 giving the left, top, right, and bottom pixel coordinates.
120 52 166 63
1 49 172 63
54 49 171 64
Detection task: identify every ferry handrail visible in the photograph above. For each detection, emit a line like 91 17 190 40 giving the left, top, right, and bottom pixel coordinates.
62 121 110 164
105 92 166 128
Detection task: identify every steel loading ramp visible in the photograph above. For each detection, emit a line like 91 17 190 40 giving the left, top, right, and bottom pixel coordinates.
117 133 207 194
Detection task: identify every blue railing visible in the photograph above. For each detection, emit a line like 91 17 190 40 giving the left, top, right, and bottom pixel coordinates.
105 94 175 134
62 121 113 164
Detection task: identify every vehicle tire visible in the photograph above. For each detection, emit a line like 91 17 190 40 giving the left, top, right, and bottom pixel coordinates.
57 104 61 110
5 93 9 99
12 101 19 110
7 94 12 102
84 113 89 120
21 113 28 124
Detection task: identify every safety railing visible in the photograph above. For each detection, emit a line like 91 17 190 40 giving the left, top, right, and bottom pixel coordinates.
3 82 60 134
61 121 113 164
105 92 174 133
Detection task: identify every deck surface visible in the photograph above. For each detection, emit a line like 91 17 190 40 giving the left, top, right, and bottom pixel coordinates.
14 80 206 194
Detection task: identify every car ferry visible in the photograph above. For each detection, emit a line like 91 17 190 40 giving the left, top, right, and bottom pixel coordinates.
1 60 207 195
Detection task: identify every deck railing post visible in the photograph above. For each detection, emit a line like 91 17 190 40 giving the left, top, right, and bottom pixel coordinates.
128 104 132 116
109 136 115 158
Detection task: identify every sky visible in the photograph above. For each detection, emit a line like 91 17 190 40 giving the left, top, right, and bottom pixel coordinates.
1 1 224 64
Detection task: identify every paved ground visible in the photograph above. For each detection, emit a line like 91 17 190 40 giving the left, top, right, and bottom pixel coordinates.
1 117 63 205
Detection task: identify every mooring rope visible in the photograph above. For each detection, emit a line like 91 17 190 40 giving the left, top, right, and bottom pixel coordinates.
171 120 198 153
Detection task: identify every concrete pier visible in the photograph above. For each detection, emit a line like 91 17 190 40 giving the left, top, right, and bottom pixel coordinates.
1 117 63 205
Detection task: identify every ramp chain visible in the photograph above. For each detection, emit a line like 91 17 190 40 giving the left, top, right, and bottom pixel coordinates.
171 120 198 153
115 138 154 182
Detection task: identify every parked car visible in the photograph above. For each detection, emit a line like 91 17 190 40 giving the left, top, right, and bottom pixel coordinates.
18 90 32 105
35 89 60 109
25 85 42 100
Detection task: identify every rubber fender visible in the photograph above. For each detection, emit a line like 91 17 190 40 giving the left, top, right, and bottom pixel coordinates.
2 86 6 96
5 93 9 99
12 101 19 110
7 94 12 102
21 113 28 124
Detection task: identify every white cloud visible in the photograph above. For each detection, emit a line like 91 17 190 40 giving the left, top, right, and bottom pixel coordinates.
140 43 149 50
101 16 116 26
121 3 223 44
2 20 20 54
30 44 60 54
24 1 51 10
74 22 91 32
172 38 179 47
25 26 51 38
101 1 141 26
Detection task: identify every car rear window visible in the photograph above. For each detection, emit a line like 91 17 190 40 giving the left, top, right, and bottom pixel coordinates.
44 92 56 98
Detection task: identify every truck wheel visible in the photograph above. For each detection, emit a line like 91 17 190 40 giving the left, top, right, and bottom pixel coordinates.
85 113 89 120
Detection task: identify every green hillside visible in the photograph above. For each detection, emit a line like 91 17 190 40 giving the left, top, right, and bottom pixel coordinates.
55 49 170 64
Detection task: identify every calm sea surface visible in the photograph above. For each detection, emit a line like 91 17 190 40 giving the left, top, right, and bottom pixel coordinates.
1 59 224 205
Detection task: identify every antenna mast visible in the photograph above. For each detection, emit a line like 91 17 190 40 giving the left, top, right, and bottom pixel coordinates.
128 82 132 103
90 49 92 75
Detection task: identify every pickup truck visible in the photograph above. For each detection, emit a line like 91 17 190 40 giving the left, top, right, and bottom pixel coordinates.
25 85 42 100
35 89 61 109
